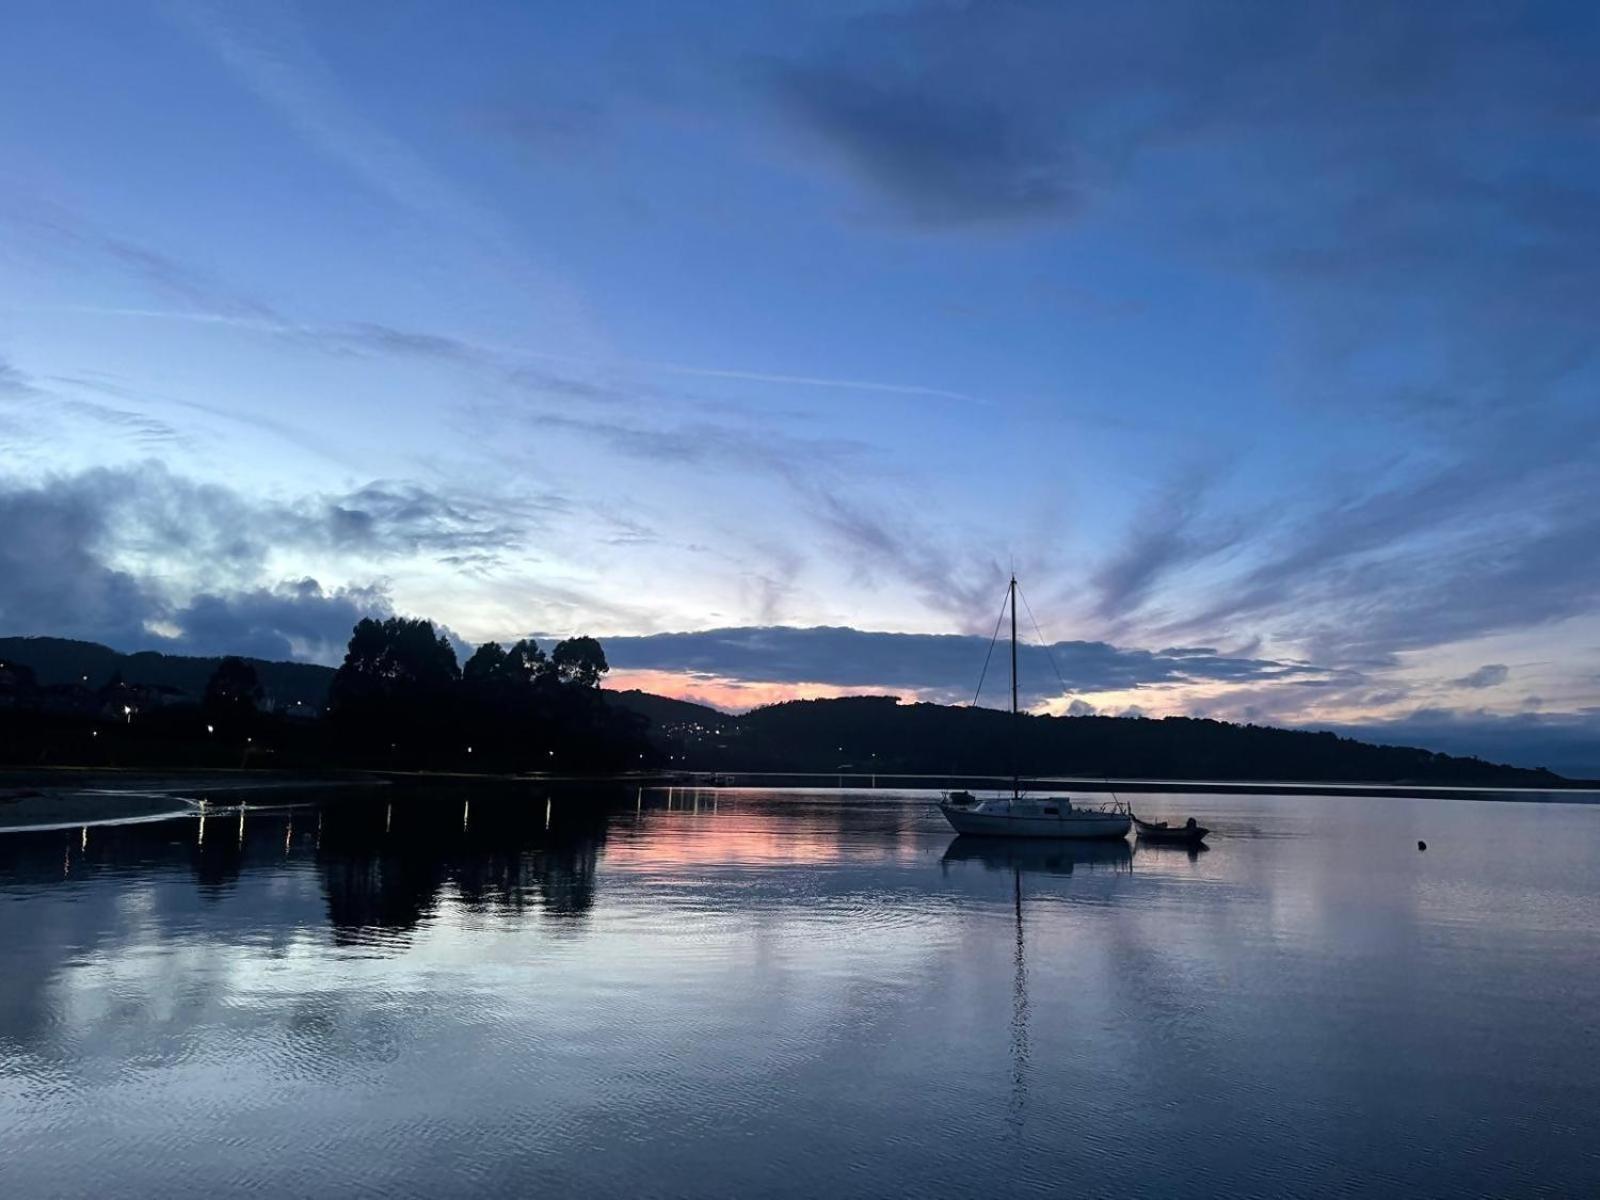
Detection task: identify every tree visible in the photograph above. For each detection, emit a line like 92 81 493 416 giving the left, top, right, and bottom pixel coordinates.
549 637 608 688
506 638 546 683
204 657 262 721
463 641 509 683
332 617 460 697
463 638 545 687
329 618 461 756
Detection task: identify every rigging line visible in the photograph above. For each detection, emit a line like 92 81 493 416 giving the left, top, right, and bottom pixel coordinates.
970 583 1011 708
1015 583 1071 699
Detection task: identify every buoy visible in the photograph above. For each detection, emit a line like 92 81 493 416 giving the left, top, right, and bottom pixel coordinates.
1417 840 1427 851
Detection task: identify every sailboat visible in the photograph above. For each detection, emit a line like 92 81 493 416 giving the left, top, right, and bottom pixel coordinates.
938 576 1132 840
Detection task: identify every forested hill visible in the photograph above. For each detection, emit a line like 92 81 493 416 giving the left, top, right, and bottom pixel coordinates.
608 693 1571 786
0 637 335 709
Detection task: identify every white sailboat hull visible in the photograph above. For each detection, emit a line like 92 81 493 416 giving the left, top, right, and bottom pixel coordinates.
940 800 1131 840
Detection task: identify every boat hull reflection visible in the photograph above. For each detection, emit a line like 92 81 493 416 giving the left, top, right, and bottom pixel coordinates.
942 835 1133 875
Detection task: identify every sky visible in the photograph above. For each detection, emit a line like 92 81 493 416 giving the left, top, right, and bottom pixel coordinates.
2 1 1598 773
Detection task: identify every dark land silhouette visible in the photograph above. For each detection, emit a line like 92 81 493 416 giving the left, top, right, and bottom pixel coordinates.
0 622 648 774
620 692 1574 787
0 634 1578 786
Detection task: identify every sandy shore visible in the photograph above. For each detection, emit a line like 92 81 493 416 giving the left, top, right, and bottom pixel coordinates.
0 769 386 832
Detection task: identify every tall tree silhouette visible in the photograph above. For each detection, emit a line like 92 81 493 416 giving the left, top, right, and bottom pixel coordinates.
549 637 608 688
330 617 461 758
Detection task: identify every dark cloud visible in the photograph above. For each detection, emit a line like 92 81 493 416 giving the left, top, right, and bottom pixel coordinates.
598 625 1325 706
0 464 523 660
0 473 159 649
320 480 561 568
759 3 1600 234
769 64 1078 225
170 579 390 662
1451 664 1510 690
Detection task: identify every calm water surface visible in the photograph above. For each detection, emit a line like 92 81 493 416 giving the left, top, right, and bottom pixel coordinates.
2 786 1598 1198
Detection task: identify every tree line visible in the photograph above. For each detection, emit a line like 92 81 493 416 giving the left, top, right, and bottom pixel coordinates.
325 617 645 769
0 619 652 772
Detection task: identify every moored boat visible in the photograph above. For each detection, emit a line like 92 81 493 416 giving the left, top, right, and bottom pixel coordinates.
1131 812 1209 845
935 576 1131 841
942 793 1131 839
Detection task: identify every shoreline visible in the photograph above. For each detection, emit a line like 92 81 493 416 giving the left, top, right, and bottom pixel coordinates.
0 768 388 832
3 765 1595 834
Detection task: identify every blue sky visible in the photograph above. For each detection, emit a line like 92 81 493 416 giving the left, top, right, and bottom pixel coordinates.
3 2 1598 772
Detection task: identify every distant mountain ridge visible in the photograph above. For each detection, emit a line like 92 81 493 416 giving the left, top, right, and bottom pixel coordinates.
0 638 1572 784
0 636 336 709
609 694 1570 786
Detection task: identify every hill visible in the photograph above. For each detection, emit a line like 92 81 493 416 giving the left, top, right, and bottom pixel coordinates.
602 689 734 733
0 637 336 710
610 693 1570 787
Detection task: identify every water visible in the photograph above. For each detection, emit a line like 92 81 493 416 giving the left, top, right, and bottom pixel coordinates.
2 785 1598 1198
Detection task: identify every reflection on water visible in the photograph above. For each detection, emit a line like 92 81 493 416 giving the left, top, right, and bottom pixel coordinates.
2 785 1600 1198
942 834 1134 875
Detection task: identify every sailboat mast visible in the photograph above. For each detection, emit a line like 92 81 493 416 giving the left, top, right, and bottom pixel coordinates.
1010 575 1019 801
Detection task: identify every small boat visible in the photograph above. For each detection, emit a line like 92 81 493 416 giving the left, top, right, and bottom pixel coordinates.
936 577 1131 842
1131 812 1209 845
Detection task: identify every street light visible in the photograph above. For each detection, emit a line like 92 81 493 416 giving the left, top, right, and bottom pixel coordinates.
206 724 214 735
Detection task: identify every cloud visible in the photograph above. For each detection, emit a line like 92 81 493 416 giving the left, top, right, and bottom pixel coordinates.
0 355 183 452
0 192 278 319
0 356 40 397
0 464 523 660
757 4 1600 235
170 579 390 662
768 63 1078 226
517 404 1002 626
1089 470 1242 625
1150 415 1600 664
1451 663 1510 690
592 625 1325 706
0 474 160 649
169 1 489 233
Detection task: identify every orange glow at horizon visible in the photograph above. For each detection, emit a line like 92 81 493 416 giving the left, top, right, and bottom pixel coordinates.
605 669 913 712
